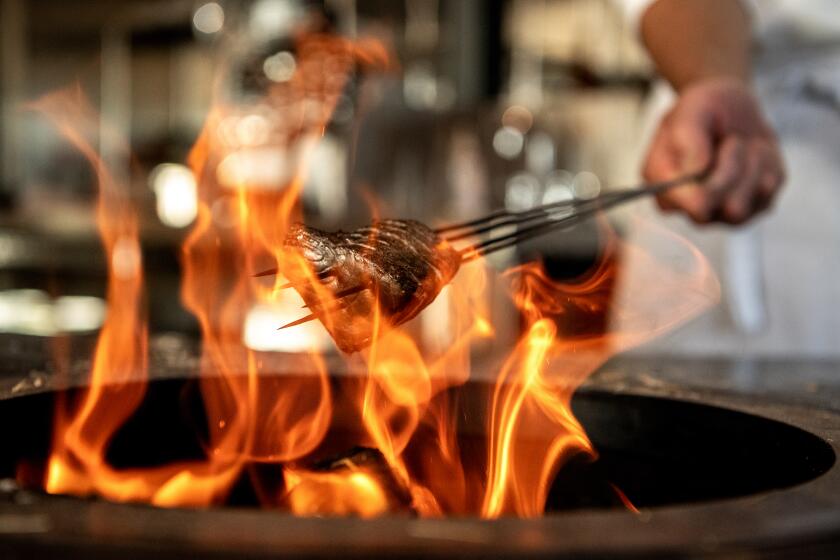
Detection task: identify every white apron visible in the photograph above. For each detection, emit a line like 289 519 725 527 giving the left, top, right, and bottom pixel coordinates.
616 0 840 357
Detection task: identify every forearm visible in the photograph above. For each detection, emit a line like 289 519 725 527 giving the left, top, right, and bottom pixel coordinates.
640 0 752 91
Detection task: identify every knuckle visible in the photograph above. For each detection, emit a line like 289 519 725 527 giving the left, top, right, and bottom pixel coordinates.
656 193 675 208
760 172 780 195
710 167 740 192
692 212 711 225
723 211 747 225
753 201 772 216
723 199 749 224
657 199 675 213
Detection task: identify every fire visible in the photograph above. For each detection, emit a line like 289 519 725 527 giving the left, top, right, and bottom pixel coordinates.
285 469 391 518
31 31 719 518
483 229 717 517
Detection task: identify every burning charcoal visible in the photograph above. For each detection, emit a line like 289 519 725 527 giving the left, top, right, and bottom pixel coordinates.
315 447 413 508
282 219 462 353
284 447 415 517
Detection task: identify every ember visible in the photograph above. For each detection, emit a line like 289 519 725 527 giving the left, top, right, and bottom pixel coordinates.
286 448 414 517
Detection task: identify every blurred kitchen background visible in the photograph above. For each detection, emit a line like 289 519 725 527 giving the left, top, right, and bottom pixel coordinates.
0 0 838 360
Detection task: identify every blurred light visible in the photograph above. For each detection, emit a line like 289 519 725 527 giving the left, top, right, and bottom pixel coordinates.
54 296 107 333
217 115 240 147
250 0 302 41
403 63 439 110
235 114 270 146
505 172 541 211
0 236 21 267
112 237 142 280
150 163 198 228
244 296 333 352
0 290 53 336
216 148 289 190
544 170 575 202
304 135 348 222
331 94 355 125
493 126 525 160
573 171 602 200
211 196 238 229
0 290 106 336
543 170 575 220
421 285 452 350
263 51 296 82
193 2 225 34
502 105 534 134
435 79 457 111
525 131 555 176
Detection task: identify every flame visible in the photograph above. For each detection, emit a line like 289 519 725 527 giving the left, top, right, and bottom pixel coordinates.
33 31 719 518
33 86 149 499
284 468 392 518
34 86 244 507
482 230 717 517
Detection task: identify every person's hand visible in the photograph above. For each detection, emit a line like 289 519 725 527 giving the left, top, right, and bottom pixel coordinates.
643 78 785 224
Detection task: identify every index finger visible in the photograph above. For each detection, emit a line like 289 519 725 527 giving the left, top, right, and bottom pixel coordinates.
643 126 709 220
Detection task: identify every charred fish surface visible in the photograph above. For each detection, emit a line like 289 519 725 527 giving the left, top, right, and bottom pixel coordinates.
283 219 461 353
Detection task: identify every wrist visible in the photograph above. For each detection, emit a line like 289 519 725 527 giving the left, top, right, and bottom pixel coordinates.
675 73 753 95
673 76 758 111
640 0 754 93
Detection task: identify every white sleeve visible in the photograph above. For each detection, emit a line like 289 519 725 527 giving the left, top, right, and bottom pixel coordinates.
613 0 657 33
612 0 759 35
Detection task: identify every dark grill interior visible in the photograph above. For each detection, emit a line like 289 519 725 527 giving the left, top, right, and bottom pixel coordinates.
2 375 833 513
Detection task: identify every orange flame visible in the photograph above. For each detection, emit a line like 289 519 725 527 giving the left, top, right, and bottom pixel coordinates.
34 86 244 507
285 468 392 518
34 32 719 518
482 230 717 517
32 85 149 500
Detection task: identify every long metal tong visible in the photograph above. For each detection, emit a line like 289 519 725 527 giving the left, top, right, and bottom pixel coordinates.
442 169 707 261
266 169 706 330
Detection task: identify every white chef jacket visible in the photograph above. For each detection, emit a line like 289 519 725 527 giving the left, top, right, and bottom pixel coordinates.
612 0 840 357
619 0 839 30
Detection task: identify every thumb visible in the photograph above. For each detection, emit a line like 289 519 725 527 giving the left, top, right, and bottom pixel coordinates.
659 120 715 222
669 121 713 175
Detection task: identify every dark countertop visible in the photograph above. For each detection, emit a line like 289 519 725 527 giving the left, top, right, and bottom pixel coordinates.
2 332 839 411
591 354 840 413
